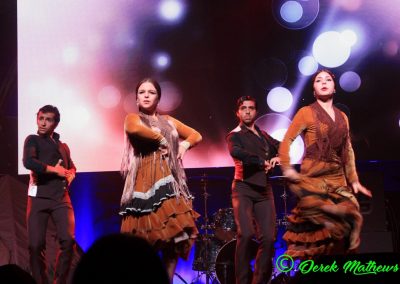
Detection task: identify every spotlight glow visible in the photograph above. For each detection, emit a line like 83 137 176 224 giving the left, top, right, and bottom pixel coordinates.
266 87 293 113
312 31 351 68
280 1 303 23
159 0 185 22
339 71 362 92
298 56 318 76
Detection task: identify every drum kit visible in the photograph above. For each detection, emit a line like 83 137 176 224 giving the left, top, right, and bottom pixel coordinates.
190 174 290 284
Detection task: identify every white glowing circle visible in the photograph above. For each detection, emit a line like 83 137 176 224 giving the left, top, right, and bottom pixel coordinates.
312 31 351 68
339 71 362 92
158 81 182 112
298 56 318 76
98 86 121 108
159 0 185 22
152 52 171 70
266 87 293 113
271 128 304 164
62 46 79 65
340 30 357 47
280 1 303 23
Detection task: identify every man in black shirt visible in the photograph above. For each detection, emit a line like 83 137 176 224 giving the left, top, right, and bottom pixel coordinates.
226 96 280 284
23 105 76 284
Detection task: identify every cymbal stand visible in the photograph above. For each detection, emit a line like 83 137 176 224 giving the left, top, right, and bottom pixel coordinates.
279 180 289 228
201 173 211 239
192 173 216 284
280 180 289 227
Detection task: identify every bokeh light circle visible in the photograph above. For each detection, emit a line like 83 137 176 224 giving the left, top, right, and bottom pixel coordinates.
339 71 362 92
272 0 319 30
158 0 186 23
340 30 357 47
298 56 319 76
266 87 293 113
152 52 171 70
312 31 351 68
280 1 303 23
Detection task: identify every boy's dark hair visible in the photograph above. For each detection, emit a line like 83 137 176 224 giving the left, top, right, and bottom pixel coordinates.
37 105 60 124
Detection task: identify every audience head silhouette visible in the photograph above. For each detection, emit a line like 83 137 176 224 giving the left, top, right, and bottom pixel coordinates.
72 233 169 284
0 264 36 284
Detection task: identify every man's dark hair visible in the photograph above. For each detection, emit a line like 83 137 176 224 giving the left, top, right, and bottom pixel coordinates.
37 105 60 124
236 96 258 112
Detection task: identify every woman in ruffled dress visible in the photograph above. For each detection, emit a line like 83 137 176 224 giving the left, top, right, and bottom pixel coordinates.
279 69 372 258
119 78 202 281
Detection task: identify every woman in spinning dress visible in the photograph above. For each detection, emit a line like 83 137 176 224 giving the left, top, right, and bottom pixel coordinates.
279 69 372 258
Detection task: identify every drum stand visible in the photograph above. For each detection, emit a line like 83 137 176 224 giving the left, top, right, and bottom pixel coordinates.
191 173 217 284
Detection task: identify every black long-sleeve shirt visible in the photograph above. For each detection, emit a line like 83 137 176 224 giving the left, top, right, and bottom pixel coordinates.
226 124 280 187
23 132 76 200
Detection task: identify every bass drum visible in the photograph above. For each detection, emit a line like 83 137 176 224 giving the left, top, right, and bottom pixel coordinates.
215 239 259 284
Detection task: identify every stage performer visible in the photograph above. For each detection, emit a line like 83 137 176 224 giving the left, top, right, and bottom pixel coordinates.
226 96 280 284
279 69 372 258
23 105 77 284
119 78 202 283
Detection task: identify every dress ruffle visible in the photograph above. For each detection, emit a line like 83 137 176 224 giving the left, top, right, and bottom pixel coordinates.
119 177 177 215
283 177 362 259
121 196 200 259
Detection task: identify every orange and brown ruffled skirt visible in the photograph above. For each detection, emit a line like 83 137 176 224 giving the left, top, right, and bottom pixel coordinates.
121 196 199 260
120 153 199 260
283 175 363 259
